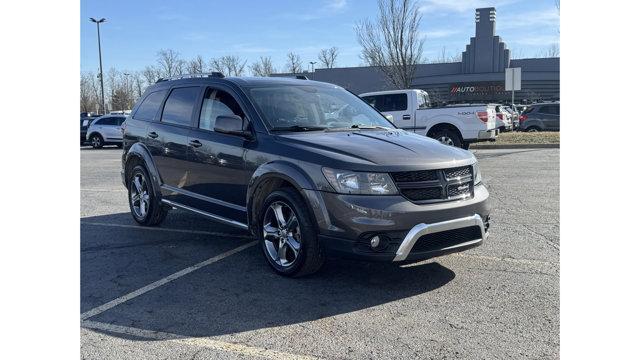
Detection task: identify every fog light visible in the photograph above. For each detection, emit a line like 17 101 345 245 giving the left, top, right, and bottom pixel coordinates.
370 235 381 248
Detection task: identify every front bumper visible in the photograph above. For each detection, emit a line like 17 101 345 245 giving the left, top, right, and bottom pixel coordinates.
308 184 490 262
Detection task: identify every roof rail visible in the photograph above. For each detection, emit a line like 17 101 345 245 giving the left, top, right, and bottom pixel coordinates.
155 72 225 83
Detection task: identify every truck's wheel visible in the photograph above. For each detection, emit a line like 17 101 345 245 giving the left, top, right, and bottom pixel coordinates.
259 188 324 277
128 165 167 226
431 129 463 148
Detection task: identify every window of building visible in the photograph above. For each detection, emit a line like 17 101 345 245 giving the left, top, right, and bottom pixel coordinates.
198 88 245 131
133 90 167 121
161 87 201 126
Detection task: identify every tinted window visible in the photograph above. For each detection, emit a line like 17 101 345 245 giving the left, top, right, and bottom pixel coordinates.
96 117 118 126
417 92 430 109
199 88 245 131
365 94 408 112
161 87 200 126
549 105 560 115
538 106 551 114
133 90 167 121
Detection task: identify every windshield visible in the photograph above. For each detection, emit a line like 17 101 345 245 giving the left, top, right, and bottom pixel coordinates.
247 84 395 131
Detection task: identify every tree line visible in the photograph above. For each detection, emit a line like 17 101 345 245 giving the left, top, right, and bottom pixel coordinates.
80 47 340 113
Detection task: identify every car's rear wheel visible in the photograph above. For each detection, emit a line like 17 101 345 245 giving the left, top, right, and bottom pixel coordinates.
90 134 104 149
431 129 463 148
128 165 167 226
259 188 324 277
526 126 541 132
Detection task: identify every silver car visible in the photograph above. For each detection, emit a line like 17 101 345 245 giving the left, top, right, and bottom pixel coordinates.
85 115 126 148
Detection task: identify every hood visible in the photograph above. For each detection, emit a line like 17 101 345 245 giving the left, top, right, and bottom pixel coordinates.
275 129 475 170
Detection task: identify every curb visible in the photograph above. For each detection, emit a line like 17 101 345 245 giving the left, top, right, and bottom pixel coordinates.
469 143 560 149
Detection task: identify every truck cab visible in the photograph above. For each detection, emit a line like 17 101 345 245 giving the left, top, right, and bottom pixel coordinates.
360 89 497 149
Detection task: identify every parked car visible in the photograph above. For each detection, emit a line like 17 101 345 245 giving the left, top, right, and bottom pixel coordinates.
121 74 490 277
359 89 497 149
519 103 560 131
504 106 520 129
86 114 126 148
494 105 513 132
80 114 101 145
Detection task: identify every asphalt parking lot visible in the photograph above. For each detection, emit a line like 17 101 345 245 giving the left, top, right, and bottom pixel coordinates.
80 146 559 359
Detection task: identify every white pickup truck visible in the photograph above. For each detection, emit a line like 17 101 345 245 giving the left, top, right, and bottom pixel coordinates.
359 89 497 149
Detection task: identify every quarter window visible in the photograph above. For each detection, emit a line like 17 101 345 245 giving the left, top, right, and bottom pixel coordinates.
133 90 167 121
198 88 245 131
161 87 200 126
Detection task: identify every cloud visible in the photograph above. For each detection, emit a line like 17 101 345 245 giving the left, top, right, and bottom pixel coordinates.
422 29 462 39
497 8 559 30
277 0 348 21
327 0 347 11
418 0 518 14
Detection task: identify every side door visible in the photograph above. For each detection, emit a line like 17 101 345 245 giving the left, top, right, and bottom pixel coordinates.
126 89 167 151
183 85 252 223
549 104 560 130
146 86 202 202
537 105 556 130
102 117 121 141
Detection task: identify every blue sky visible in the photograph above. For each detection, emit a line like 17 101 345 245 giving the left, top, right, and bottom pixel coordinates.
80 0 559 74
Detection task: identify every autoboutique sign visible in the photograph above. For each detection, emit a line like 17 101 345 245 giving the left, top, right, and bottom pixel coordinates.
450 82 506 95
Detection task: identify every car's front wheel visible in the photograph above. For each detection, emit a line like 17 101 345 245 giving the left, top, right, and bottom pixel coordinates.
259 188 324 277
128 165 167 226
90 134 104 149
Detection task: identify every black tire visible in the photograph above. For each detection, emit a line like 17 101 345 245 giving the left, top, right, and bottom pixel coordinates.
90 133 104 149
526 126 541 132
127 165 168 226
431 128 463 148
258 188 324 277
462 141 470 150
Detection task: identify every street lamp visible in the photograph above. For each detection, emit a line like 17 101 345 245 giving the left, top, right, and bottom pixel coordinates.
90 17 106 114
309 61 316 72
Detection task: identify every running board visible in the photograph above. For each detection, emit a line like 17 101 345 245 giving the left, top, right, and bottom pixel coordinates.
161 199 249 230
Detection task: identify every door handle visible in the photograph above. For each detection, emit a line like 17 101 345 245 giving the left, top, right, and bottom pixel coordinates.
189 139 202 148
402 114 411 120
147 131 159 139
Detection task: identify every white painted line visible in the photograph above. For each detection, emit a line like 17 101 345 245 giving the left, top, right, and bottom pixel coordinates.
81 188 126 192
80 241 257 320
82 320 318 360
81 221 252 239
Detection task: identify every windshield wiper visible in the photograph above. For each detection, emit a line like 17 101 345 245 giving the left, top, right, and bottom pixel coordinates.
270 125 327 132
350 124 393 130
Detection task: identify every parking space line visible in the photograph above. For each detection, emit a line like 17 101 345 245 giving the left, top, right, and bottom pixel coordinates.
82 320 319 360
81 221 252 239
81 188 126 192
80 241 257 320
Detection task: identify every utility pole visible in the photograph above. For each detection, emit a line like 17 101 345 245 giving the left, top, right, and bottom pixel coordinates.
123 72 130 111
90 17 106 114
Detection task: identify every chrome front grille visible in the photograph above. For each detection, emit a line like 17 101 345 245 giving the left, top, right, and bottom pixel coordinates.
391 165 474 203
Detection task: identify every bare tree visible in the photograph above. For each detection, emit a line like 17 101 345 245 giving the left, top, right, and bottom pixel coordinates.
285 52 303 73
251 56 276 77
318 47 339 68
210 55 247 76
186 55 206 74
157 49 182 77
142 66 161 84
430 46 461 63
80 72 99 113
356 0 425 89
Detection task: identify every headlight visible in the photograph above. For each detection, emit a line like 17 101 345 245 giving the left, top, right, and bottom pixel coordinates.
322 168 398 195
472 162 482 185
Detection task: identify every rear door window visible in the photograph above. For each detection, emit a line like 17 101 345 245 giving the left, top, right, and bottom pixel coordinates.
99 117 118 126
161 87 201 127
133 90 167 121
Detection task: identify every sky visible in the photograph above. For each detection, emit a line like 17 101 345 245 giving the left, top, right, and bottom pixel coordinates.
80 0 560 74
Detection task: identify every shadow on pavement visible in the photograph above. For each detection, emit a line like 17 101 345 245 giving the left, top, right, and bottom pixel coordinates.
82 211 456 338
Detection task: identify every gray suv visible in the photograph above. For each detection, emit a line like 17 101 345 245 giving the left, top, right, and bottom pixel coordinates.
121 74 490 277
519 103 560 132
86 115 126 148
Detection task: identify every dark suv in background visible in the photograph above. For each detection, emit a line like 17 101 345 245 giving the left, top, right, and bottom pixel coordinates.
121 74 490 277
519 102 560 132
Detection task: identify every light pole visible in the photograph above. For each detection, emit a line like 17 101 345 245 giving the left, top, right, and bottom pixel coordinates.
90 17 106 114
123 72 130 111
309 61 316 72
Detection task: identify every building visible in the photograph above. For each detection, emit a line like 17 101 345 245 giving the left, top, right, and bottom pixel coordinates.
282 7 559 104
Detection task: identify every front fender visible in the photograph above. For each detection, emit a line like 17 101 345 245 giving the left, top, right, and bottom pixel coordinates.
246 161 331 236
124 142 162 197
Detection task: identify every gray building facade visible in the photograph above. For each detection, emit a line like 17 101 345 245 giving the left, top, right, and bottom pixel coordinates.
285 7 559 104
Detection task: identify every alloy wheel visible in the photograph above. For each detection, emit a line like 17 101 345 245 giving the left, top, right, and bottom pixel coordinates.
91 135 102 148
130 173 150 219
262 201 302 268
438 136 454 146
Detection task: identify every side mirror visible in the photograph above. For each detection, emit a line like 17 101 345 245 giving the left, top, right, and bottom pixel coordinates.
385 114 394 122
214 115 252 138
